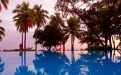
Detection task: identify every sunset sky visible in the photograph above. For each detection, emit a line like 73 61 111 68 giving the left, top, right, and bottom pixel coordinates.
0 0 86 50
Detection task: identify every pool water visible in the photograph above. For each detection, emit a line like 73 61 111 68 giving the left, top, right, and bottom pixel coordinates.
0 51 121 75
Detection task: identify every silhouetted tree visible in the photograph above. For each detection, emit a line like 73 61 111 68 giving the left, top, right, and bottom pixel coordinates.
13 1 34 66
32 4 49 54
64 16 81 52
55 0 121 51
33 13 65 51
33 24 65 51
50 13 66 51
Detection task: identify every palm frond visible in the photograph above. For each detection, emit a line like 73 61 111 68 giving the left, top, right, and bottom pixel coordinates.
1 0 9 10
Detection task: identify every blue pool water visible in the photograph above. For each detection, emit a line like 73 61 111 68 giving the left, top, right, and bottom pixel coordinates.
0 51 121 75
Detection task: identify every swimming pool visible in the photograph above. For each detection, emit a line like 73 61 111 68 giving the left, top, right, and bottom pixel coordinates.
0 51 121 75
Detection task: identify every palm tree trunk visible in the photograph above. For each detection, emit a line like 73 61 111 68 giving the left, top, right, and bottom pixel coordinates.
71 34 74 52
24 31 26 66
71 48 75 64
62 43 65 54
35 28 38 54
21 32 23 66
71 34 75 64
109 36 112 61
35 42 37 54
24 16 27 66
104 36 109 61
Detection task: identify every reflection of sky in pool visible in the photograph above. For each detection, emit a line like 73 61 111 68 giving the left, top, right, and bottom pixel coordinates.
0 51 121 75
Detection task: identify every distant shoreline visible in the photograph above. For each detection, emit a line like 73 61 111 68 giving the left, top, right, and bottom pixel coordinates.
0 50 82 52
0 51 34 52
0 50 35 52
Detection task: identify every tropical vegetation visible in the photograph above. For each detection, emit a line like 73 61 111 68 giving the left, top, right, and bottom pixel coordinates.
32 4 49 54
11 0 121 56
1 0 121 74
33 13 65 51
55 0 121 52
13 1 34 51
65 16 81 52
0 0 9 41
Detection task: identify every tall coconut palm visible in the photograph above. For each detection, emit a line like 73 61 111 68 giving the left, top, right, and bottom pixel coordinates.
0 20 5 41
33 4 49 54
0 0 9 11
13 13 26 66
50 13 65 51
65 16 81 52
13 1 34 66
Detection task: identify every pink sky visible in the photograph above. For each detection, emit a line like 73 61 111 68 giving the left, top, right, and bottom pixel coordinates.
0 0 87 50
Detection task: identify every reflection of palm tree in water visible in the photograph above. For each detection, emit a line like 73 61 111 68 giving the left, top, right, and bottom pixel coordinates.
62 51 81 75
32 49 121 75
0 57 4 73
14 66 36 75
33 51 70 75
33 51 82 75
77 51 121 75
14 54 36 75
15 45 35 75
14 51 36 75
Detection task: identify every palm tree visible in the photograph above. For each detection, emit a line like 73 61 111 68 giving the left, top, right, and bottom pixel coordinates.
0 0 9 41
13 1 34 66
50 13 65 51
0 0 9 11
13 13 26 66
0 20 5 41
65 16 81 52
33 4 49 54
50 13 65 28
